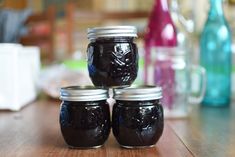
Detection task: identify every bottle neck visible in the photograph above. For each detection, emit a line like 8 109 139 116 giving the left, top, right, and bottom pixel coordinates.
155 0 169 11
209 0 224 16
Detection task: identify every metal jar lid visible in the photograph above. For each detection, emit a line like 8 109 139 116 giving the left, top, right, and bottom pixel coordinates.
113 85 162 101
87 26 137 41
60 86 108 102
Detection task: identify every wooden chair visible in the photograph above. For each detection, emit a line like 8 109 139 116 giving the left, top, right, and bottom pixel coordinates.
65 2 149 55
20 6 56 63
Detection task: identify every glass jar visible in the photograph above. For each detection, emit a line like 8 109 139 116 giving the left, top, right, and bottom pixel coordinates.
59 86 111 148
112 86 164 148
146 47 206 118
87 26 138 87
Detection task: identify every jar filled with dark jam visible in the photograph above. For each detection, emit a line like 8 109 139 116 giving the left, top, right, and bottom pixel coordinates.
112 86 164 148
87 26 138 87
59 86 111 148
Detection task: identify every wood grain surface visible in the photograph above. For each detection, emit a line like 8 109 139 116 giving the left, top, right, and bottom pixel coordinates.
0 100 234 157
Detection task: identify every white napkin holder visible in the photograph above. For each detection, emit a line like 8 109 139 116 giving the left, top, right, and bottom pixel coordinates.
0 44 40 111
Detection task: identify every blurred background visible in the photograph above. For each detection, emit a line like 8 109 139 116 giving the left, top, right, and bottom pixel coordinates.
0 0 235 109
1 0 234 62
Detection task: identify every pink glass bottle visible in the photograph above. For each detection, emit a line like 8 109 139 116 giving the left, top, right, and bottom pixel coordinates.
144 0 177 109
145 0 177 49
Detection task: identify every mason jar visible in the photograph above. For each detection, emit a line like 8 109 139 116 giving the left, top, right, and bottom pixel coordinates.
59 86 111 148
87 26 138 88
145 47 206 118
112 86 164 148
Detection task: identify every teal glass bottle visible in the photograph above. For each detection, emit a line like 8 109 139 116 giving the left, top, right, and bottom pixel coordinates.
200 0 232 106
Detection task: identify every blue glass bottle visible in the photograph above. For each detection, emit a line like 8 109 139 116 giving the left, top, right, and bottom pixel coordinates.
200 0 232 106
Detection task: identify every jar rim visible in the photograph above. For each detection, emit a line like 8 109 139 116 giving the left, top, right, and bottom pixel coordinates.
113 85 162 101
87 26 137 41
60 86 108 101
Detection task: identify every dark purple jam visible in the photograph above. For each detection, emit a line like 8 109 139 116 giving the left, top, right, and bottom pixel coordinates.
112 100 164 147
87 37 138 87
60 100 111 148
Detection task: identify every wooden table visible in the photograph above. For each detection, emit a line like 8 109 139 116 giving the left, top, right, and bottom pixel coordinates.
0 100 235 157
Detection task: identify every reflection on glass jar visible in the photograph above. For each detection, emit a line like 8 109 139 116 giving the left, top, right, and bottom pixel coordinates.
87 26 138 88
